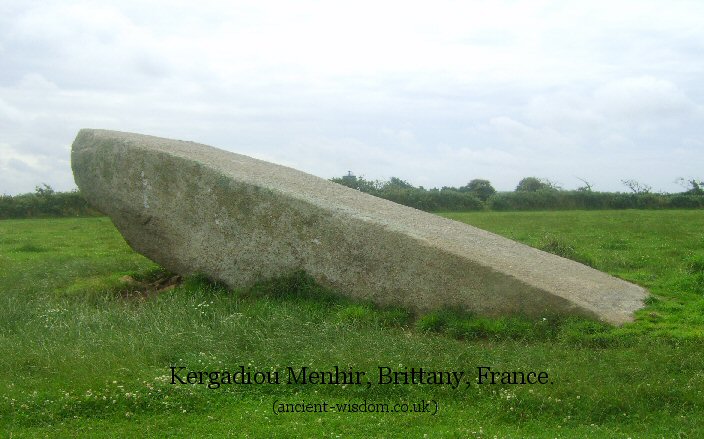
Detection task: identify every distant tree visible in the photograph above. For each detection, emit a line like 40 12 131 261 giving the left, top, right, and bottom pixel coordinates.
331 172 381 193
383 177 415 190
515 177 559 192
675 177 704 195
687 180 704 195
333 172 359 189
35 183 55 196
575 177 593 192
621 179 651 194
460 179 496 201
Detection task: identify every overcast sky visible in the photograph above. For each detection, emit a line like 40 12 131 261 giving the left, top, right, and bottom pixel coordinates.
1 0 703 195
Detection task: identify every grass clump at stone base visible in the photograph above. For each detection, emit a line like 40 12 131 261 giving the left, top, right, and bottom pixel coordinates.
1 212 703 437
417 309 561 341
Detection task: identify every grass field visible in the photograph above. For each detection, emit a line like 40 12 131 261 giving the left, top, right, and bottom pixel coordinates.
1 211 703 438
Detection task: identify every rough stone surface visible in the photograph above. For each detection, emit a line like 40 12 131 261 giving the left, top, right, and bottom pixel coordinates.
71 129 647 324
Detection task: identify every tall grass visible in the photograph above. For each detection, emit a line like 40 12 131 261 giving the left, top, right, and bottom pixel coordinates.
1 213 703 437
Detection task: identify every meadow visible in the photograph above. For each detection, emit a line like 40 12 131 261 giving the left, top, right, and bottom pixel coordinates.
1 210 703 437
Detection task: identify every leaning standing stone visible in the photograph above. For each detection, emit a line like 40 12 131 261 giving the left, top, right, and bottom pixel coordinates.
71 129 646 324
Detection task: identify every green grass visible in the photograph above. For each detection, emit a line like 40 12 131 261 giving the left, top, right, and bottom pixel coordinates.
1 212 703 437
441 210 704 339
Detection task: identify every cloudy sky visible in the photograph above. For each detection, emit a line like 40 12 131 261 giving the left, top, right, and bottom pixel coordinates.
1 0 703 195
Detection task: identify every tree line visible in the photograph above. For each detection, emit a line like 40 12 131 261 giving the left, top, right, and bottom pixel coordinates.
0 184 100 219
1 177 703 219
331 174 704 212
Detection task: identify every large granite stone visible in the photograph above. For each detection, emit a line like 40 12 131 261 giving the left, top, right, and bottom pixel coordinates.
71 129 646 324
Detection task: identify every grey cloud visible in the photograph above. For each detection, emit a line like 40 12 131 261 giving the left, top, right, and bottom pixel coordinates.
1 0 704 195
594 76 696 119
7 157 34 173
2 3 173 91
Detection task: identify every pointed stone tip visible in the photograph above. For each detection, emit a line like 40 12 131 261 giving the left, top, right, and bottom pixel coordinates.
71 130 647 325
